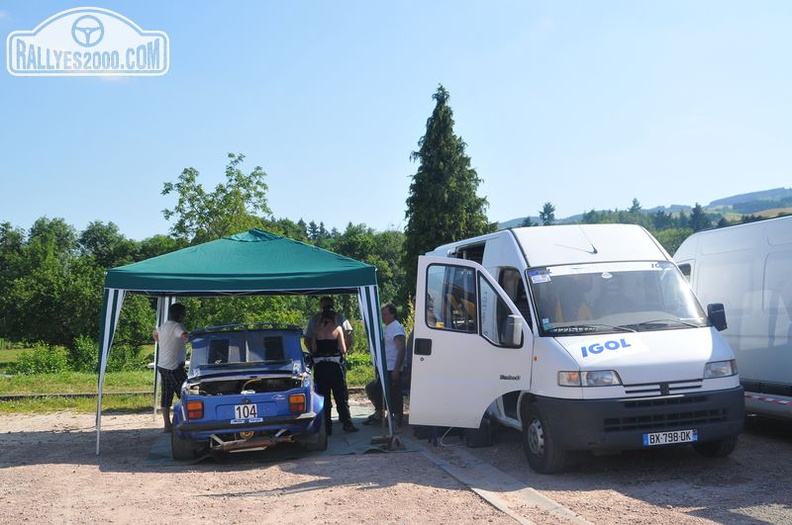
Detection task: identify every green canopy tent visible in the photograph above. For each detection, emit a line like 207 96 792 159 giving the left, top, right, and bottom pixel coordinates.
95 229 389 453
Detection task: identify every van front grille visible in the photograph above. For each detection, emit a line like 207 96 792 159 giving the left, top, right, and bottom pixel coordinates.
623 379 703 397
603 395 729 433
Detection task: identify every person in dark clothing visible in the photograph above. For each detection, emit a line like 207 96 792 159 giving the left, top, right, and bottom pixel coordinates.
311 306 358 434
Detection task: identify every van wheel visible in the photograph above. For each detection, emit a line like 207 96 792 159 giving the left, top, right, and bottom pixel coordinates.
693 434 738 457
171 431 201 460
521 403 566 474
465 414 493 448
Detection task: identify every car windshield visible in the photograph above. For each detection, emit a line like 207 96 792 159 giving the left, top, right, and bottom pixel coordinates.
528 261 708 336
187 327 302 376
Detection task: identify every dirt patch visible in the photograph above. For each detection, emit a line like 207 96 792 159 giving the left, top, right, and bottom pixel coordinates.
0 408 518 525
2 407 791 524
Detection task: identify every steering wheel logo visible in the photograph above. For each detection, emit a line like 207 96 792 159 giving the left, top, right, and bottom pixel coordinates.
71 15 104 47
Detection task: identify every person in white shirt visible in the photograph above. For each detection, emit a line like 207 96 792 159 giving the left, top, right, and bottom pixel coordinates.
363 303 407 427
153 303 188 432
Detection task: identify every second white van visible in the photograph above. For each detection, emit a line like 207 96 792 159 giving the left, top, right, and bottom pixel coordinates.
674 216 792 420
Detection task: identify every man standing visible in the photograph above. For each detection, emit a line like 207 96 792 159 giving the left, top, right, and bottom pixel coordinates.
364 303 407 427
153 303 188 432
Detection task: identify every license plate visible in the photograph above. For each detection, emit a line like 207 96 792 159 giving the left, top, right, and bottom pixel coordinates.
642 429 698 446
233 403 258 420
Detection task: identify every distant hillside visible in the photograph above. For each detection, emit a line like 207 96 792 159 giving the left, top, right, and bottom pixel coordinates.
498 187 792 228
709 187 792 207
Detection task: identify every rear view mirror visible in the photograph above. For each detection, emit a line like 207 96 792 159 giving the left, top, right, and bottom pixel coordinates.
501 314 524 347
707 303 727 332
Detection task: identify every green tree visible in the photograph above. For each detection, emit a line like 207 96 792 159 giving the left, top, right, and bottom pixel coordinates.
403 85 494 294
138 234 184 260
29 217 77 258
78 221 138 268
307 221 331 244
162 153 271 244
326 224 407 313
654 227 693 255
651 209 674 230
581 209 604 224
0 223 25 322
264 217 310 242
688 203 711 232
538 202 556 226
1 221 98 346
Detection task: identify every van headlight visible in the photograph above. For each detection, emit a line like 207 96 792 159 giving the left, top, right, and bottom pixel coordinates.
703 359 737 378
558 370 622 387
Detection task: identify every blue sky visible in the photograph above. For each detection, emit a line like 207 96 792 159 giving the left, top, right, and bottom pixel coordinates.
2 1 791 240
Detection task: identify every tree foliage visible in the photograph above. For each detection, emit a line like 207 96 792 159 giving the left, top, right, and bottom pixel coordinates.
2 146 776 372
162 153 271 244
403 85 495 293
539 202 556 226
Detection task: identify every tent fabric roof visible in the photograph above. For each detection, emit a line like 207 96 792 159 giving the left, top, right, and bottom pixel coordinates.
104 229 377 294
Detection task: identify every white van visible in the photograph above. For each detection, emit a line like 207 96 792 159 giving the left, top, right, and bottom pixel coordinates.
409 224 744 473
674 216 792 420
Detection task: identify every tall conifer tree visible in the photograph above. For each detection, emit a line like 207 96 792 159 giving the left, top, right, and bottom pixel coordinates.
403 85 494 294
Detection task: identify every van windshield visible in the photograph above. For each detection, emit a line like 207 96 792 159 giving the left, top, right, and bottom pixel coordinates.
528 261 708 336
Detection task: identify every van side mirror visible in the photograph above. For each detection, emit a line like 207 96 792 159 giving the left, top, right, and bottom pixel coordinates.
501 314 524 347
707 303 727 332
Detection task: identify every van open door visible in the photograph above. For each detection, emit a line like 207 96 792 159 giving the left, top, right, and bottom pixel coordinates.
409 256 533 428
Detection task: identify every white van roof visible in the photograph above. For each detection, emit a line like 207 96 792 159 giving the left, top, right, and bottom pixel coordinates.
513 224 669 267
429 224 670 267
674 215 792 260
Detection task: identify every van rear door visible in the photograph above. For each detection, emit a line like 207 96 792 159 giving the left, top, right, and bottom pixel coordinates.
409 256 533 428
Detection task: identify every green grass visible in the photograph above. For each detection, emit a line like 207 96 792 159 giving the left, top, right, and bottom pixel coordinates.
0 370 155 414
0 394 154 414
0 358 375 414
0 370 153 395
0 348 28 373
346 352 375 386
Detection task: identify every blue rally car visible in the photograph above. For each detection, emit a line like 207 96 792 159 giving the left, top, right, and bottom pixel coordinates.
170 323 326 460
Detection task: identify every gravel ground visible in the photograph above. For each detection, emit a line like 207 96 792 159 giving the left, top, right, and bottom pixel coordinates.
1 403 791 524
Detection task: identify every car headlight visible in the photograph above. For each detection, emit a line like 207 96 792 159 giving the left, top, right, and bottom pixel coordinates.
704 359 737 379
558 370 622 387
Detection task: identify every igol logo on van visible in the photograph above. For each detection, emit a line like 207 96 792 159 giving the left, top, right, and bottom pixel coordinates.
580 338 632 358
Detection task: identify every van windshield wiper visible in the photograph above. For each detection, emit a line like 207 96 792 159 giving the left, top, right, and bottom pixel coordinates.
625 318 703 331
545 324 636 335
